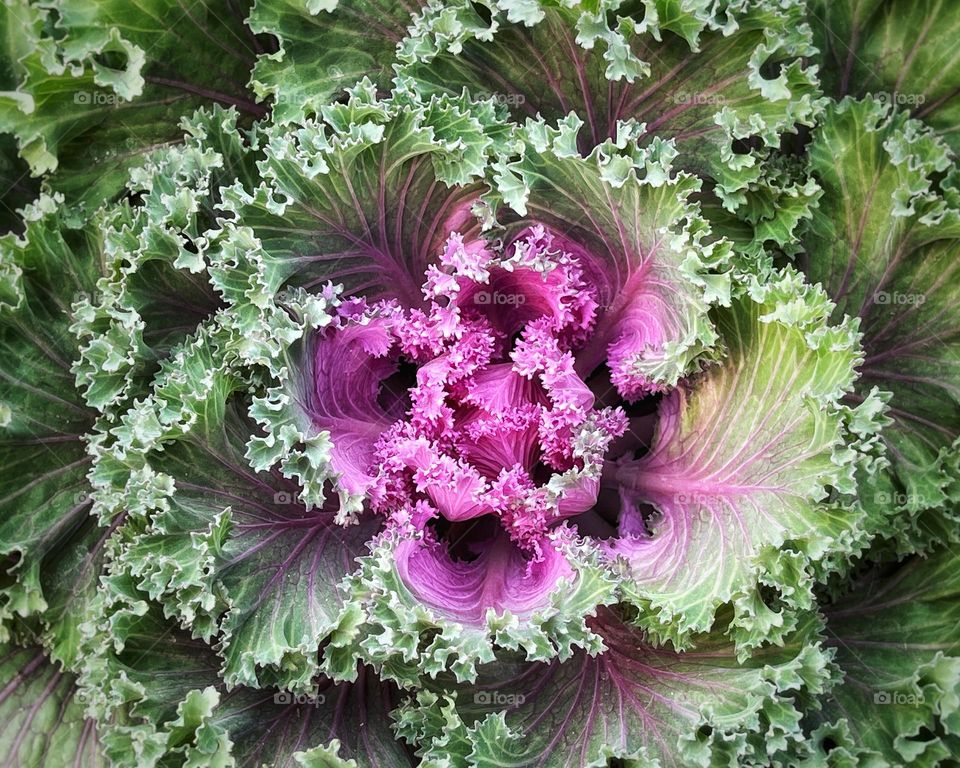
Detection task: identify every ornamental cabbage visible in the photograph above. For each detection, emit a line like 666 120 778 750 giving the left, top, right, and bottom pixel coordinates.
0 1 958 767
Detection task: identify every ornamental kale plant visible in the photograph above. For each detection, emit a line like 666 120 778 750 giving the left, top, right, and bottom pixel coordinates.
1 0 959 766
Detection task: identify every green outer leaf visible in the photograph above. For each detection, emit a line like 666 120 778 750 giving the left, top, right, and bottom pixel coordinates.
78 574 227 766
400 0 825 249
608 270 869 649
0 195 106 660
247 0 428 125
0 642 103 767
398 0 645 88
291 741 359 768
801 97 960 537
395 608 835 768
214 82 490 317
83 254 371 694
404 0 823 158
0 0 264 210
32 511 120 671
0 0 43 91
811 0 960 154
71 106 258 412
117 387 380 692
78 575 413 767
214 668 414 768
813 547 960 767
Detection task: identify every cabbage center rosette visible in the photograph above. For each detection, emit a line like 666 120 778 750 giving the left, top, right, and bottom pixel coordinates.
296 227 627 644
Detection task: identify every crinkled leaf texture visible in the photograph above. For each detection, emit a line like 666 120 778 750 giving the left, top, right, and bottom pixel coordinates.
248 0 431 125
78 576 414 767
402 0 823 182
210 82 493 372
812 0 960 154
71 106 254 412
326 524 618 688
2 2 959 767
497 117 732 399
605 270 869 649
0 0 268 210
802 97 960 542
399 0 826 257
395 607 834 768
812 547 960 767
0 196 110 665
95 312 380 692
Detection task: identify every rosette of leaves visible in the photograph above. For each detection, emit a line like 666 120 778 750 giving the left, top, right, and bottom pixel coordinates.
1 2 959 767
